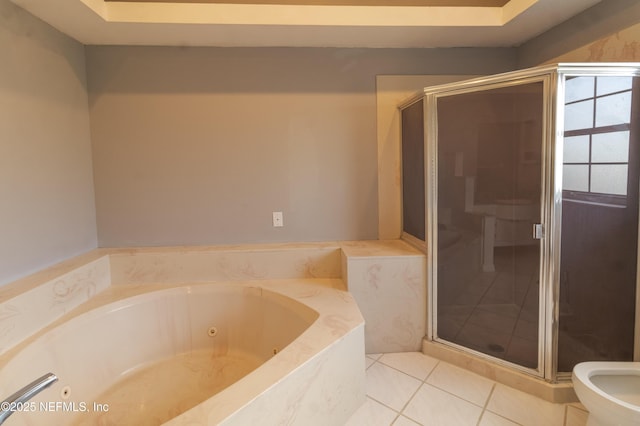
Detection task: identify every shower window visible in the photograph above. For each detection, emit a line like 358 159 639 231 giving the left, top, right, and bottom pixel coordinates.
562 76 634 206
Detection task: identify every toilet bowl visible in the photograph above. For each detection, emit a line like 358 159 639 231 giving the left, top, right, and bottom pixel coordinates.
572 362 640 426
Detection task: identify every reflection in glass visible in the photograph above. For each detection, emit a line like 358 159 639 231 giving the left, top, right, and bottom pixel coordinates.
562 76 634 201
596 92 632 127
558 76 639 372
563 135 590 163
563 165 589 192
592 131 630 163
564 100 594 131
435 82 543 369
597 76 633 96
591 165 628 195
565 76 594 102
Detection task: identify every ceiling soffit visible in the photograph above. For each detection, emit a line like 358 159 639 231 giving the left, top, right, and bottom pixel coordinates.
8 0 602 47
104 0 510 5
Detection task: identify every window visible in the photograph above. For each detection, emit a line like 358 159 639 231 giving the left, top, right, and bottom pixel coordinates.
562 76 633 205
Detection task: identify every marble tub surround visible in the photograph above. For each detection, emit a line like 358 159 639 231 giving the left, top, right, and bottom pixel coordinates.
0 239 426 423
0 279 365 425
0 240 426 358
106 240 428 354
342 240 427 353
108 242 343 284
169 282 366 426
0 251 110 356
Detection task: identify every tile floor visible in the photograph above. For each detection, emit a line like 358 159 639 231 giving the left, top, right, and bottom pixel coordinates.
345 352 589 426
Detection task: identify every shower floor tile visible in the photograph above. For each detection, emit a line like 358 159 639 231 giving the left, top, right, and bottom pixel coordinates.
437 245 541 368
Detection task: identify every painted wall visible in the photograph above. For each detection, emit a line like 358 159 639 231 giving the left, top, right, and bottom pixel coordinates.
0 0 97 286
518 0 640 67
87 46 516 247
3 0 637 285
546 21 640 63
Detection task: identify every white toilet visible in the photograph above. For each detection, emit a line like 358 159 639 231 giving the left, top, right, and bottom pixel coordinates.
572 362 640 426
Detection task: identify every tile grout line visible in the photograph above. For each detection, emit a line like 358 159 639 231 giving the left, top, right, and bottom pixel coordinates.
503 272 538 365
366 353 571 426
363 357 409 425
476 383 496 426
421 361 500 413
379 356 504 415
368 356 444 425
394 359 443 425
451 271 500 342
362 394 405 424
478 382 527 426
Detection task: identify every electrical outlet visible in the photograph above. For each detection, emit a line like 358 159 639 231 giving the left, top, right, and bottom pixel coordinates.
272 211 284 227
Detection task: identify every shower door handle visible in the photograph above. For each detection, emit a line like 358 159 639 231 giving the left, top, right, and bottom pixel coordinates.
533 223 544 240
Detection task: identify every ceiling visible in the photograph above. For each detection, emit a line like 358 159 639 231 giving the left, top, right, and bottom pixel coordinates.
10 0 602 48
104 0 510 5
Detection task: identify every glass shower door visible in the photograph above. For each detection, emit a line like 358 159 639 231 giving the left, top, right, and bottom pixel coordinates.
431 80 546 371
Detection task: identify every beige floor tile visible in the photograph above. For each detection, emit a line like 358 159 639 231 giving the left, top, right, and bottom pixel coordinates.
378 352 439 381
486 384 565 426
345 397 398 426
367 353 383 360
479 411 520 426
403 383 483 426
565 405 589 426
365 357 376 369
426 360 495 407
366 362 422 411
393 415 422 426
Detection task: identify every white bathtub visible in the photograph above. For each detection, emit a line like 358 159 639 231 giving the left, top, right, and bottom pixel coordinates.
0 280 365 425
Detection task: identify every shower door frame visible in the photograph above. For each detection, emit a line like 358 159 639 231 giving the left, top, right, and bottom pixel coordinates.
423 63 640 383
424 66 557 380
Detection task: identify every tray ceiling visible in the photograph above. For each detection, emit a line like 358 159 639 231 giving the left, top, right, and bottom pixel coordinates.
9 0 602 48
104 0 510 5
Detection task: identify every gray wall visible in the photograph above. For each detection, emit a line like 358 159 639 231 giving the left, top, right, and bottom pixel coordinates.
87 46 516 247
0 0 97 286
3 0 638 284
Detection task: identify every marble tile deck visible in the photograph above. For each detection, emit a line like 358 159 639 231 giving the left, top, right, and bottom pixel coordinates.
347 352 589 426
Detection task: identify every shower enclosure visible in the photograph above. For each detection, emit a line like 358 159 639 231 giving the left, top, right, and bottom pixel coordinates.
400 63 640 382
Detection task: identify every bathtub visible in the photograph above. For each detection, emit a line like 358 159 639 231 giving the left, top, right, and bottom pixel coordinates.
0 279 365 425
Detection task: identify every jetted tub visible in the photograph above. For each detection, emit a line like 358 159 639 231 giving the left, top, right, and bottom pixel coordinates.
0 280 365 425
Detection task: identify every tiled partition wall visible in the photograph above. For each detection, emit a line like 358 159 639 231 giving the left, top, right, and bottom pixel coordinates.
109 244 343 284
342 241 427 353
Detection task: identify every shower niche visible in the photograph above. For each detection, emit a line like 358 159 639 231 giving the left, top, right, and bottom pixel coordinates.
400 63 640 382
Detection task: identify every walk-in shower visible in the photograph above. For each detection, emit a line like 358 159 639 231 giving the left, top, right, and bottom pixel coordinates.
400 63 640 383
